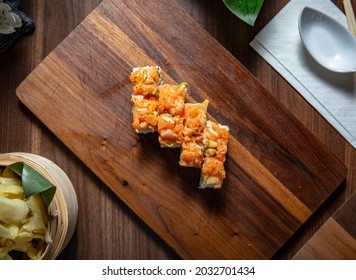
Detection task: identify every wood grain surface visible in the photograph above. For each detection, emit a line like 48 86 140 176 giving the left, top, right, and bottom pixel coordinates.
1 0 355 260
15 0 347 259
294 191 356 259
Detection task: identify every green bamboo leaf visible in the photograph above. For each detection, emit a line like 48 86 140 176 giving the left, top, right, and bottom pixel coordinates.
7 162 23 176
8 162 56 208
41 187 57 207
222 0 264 26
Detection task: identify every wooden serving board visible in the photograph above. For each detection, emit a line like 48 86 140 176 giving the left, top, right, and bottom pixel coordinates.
293 191 356 259
16 0 347 259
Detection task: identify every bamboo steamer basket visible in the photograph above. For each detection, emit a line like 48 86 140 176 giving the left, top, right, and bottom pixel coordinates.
0 152 78 259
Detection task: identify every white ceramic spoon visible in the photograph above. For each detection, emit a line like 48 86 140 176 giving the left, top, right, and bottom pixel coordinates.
298 6 356 73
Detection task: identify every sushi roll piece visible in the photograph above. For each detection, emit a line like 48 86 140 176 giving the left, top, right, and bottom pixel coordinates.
157 83 187 147
157 113 184 147
179 100 209 167
182 99 209 143
199 120 229 189
130 66 161 97
131 95 159 133
158 82 187 116
130 66 161 133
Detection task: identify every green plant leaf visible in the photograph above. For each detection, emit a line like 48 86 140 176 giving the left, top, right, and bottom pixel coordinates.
8 162 56 208
222 0 264 26
7 162 23 176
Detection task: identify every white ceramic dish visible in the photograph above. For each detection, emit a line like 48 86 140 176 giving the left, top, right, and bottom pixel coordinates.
298 7 356 73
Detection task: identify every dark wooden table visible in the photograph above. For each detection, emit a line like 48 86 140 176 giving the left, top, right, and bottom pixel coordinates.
1 0 355 259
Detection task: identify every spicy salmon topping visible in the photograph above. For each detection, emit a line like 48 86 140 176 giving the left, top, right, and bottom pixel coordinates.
158 83 187 116
203 121 229 162
179 141 204 168
157 113 184 147
131 95 159 131
182 100 209 142
200 120 229 189
130 66 161 97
